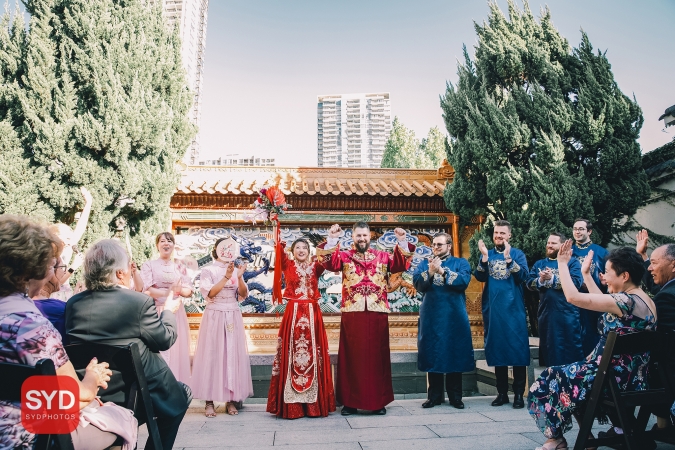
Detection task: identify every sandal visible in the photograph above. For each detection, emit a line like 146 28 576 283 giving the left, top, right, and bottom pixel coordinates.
226 402 238 415
204 401 216 418
535 438 567 450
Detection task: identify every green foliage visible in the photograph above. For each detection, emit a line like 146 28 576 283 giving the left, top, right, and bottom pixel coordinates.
381 117 449 169
0 0 196 260
441 0 649 264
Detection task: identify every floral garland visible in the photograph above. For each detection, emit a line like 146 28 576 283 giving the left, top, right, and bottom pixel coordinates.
244 185 291 225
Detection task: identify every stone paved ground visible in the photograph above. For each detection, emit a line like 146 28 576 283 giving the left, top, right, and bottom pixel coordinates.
137 397 675 449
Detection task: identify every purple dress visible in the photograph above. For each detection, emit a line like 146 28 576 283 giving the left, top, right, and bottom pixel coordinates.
191 261 253 402
0 293 70 449
140 259 192 385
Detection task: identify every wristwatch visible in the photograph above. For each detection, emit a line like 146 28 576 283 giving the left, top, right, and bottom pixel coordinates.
67 268 75 274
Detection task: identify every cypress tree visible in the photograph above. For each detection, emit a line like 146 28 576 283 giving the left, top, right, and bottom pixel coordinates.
1 0 195 259
441 0 649 263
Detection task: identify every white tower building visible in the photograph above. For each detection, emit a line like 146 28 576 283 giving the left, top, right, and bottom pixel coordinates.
317 93 391 168
149 0 209 165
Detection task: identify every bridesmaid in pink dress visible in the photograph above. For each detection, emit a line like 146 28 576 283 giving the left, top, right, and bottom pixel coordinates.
140 232 193 385
191 237 254 417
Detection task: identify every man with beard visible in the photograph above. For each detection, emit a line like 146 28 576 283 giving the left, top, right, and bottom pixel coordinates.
571 218 609 355
475 220 529 409
526 233 584 367
413 232 473 409
317 222 414 415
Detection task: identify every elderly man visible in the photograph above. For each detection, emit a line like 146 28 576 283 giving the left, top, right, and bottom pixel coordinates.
413 232 473 409
636 230 675 433
526 232 584 367
475 220 529 409
66 239 189 450
571 218 609 355
317 222 414 416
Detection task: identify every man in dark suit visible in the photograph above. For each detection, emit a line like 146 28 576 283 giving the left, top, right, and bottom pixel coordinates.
66 239 189 450
636 230 675 432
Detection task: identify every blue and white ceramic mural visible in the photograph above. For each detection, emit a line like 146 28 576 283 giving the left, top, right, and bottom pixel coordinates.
174 226 443 314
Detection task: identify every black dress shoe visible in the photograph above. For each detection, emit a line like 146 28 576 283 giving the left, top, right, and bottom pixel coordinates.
449 399 465 409
422 399 441 408
373 407 386 415
512 394 524 409
491 393 509 406
341 406 357 416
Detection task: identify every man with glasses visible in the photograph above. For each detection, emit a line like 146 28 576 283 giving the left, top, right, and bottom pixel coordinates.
475 220 530 409
526 233 584 367
413 233 473 409
571 218 608 355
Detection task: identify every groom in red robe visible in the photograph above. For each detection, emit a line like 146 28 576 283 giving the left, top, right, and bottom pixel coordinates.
317 222 414 415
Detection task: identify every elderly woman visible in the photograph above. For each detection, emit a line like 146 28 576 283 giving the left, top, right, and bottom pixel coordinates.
66 239 190 450
30 255 69 341
140 232 193 385
0 215 136 450
527 243 657 450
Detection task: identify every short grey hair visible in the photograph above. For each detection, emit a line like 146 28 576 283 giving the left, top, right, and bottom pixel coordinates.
661 244 675 261
83 239 129 291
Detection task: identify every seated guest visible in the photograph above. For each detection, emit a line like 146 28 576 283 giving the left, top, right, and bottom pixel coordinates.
30 256 69 342
66 239 190 450
528 243 657 450
0 215 137 450
636 230 675 432
526 233 584 367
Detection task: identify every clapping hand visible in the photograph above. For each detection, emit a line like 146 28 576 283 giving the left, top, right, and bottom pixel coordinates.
539 268 553 282
429 257 443 275
557 239 573 264
477 239 489 262
224 261 236 280
503 240 511 260
636 229 649 259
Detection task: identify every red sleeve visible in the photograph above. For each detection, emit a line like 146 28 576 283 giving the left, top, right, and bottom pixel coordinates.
316 242 343 272
388 242 415 274
279 241 290 270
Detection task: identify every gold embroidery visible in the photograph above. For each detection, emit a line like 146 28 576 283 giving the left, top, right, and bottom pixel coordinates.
488 260 510 280
342 263 364 290
432 273 445 286
283 304 318 404
421 272 429 281
226 322 234 333
446 270 459 285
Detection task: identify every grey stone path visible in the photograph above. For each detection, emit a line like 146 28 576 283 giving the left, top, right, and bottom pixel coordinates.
137 397 675 449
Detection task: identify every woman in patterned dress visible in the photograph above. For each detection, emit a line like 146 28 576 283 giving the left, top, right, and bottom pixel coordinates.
527 243 657 450
0 215 136 450
191 237 253 417
266 238 336 419
140 232 193 385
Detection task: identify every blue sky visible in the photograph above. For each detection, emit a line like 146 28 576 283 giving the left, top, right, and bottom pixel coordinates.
198 0 675 166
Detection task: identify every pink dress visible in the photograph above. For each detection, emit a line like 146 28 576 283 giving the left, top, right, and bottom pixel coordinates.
140 259 192 385
191 261 253 402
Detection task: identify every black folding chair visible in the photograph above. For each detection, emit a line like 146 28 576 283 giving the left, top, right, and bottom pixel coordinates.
65 342 163 450
0 358 75 450
574 330 675 450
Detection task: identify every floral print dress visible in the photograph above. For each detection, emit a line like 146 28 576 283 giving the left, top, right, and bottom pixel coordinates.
528 292 656 439
0 293 70 450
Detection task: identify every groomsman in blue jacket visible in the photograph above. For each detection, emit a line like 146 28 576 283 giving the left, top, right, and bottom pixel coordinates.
413 232 474 409
526 232 584 367
571 218 609 355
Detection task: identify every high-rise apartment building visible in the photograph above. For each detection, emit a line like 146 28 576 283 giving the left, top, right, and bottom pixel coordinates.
317 93 392 168
149 0 209 165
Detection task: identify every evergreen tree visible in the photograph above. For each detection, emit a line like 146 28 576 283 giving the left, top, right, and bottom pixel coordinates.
420 126 448 168
0 0 195 259
381 118 448 169
441 0 649 264
381 116 421 169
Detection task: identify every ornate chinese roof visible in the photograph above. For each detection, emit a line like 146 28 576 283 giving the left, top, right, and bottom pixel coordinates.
175 162 454 198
